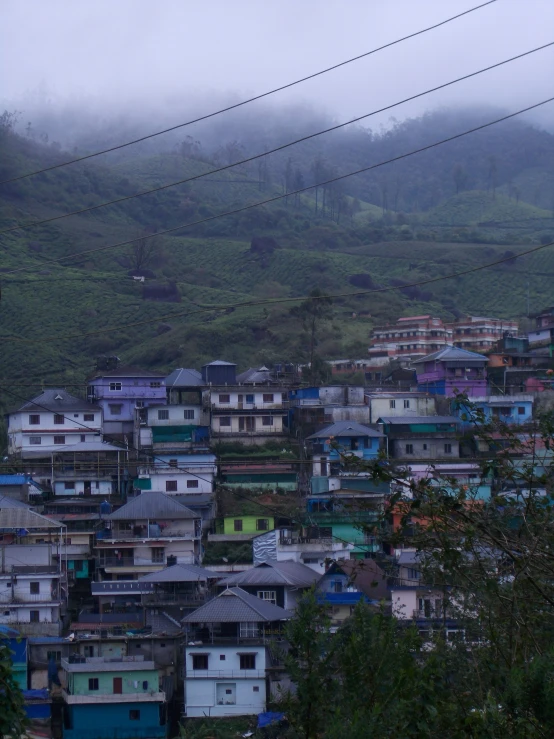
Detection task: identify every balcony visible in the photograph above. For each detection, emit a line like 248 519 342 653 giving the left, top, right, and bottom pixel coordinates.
186 669 266 679
62 690 166 705
0 592 61 605
96 527 200 543
211 428 287 437
212 401 289 412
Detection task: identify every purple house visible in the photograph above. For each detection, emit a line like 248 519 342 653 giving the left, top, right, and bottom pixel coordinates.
87 365 166 440
413 346 487 398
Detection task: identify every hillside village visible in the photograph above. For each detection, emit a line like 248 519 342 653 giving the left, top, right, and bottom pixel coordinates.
2 304 554 735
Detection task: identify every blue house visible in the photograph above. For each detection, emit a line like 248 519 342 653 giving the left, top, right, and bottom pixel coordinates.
453 394 534 426
307 420 385 477
316 560 387 627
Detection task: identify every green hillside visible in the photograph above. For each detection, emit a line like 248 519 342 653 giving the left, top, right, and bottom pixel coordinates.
1 112 554 390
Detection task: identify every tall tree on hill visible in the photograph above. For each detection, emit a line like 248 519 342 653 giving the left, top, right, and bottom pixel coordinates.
453 163 468 194
290 288 333 384
311 156 326 215
293 168 305 208
127 230 158 273
284 157 294 206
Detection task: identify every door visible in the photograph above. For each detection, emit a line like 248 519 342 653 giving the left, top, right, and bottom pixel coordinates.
113 677 123 694
216 682 236 706
238 394 243 409
245 417 256 432
239 417 245 431
84 481 92 496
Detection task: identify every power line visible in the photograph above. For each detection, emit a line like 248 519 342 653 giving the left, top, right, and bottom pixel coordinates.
4 96 553 279
0 0 499 186
1 237 553 345
3 41 552 237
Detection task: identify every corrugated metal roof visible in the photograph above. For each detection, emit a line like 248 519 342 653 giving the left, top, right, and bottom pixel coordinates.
11 388 101 413
165 368 203 388
0 495 31 509
219 560 319 588
307 420 384 440
378 416 459 425
182 587 292 623
0 507 64 530
202 360 236 367
412 346 487 364
107 491 198 520
138 564 217 583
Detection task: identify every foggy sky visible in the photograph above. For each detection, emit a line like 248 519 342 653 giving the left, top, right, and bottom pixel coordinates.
2 0 553 135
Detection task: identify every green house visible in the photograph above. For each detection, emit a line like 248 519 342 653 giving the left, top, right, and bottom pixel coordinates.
216 515 275 536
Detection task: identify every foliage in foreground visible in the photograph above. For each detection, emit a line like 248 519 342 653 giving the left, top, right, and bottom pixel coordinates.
0 640 27 737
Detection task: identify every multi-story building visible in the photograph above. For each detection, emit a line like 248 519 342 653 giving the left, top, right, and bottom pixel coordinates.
182 587 291 717
135 453 216 497
364 392 437 423
368 316 453 362
413 346 488 397
61 655 167 739
448 315 518 351
253 528 357 575
95 492 202 580
377 416 461 460
306 420 385 478
138 403 210 452
87 364 166 441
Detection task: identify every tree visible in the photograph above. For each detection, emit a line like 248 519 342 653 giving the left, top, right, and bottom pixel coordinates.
290 288 333 384
284 157 294 205
453 163 468 194
0 640 26 736
127 230 158 273
293 168 305 208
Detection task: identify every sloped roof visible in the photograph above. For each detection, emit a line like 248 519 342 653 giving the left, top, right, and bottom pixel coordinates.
202 360 236 367
165 368 203 388
138 564 217 583
107 492 198 520
11 389 100 413
90 366 164 379
0 507 64 530
182 587 292 623
307 420 384 440
218 560 319 588
0 495 30 509
412 346 487 364
236 367 273 384
323 559 388 599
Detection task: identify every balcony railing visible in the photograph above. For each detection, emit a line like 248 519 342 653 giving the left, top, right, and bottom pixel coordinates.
186 669 266 679
97 529 199 542
0 592 60 604
212 402 288 412
211 428 286 436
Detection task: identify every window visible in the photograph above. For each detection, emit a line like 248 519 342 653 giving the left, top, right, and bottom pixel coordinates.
404 399 410 409
84 413 94 422
240 654 256 670
240 622 259 638
192 654 208 670
405 444 414 455
183 409 194 420
30 582 40 594
129 710 140 721
142 681 148 690
108 404 122 416
80 435 86 442
30 611 40 623
255 591 278 608
29 437 41 445
234 519 243 532
219 394 230 403
166 480 178 492
219 417 231 427
135 400 144 408
518 407 526 415
47 650 61 662
150 381 161 388
151 548 165 563
263 393 274 403
253 686 260 692
256 519 269 531
332 580 343 593
64 482 74 491
407 568 421 580
245 394 254 404
29 414 40 425
389 400 396 409
169 459 178 468
186 480 199 489
158 409 169 420
262 416 274 426
220 654 226 660
54 436 65 445
109 382 122 391
54 414 64 425
444 443 452 454
88 678 99 691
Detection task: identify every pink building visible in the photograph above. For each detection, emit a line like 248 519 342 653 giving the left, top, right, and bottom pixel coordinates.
368 316 452 361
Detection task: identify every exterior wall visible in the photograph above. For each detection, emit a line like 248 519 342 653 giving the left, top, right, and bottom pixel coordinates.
221 516 275 536
369 316 452 360
390 587 445 620
64 702 166 739
311 435 381 464
54 480 113 497
66 667 159 696
1 545 53 568
211 414 285 435
390 438 460 460
366 395 436 422
138 454 216 496
211 390 286 410
456 396 533 426
147 404 209 427
415 360 487 398
324 406 371 424
449 317 518 350
0 574 59 604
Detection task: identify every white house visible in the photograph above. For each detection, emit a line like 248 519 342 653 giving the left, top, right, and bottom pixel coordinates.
364 392 437 422
136 453 216 496
210 388 288 444
253 529 354 575
182 587 291 717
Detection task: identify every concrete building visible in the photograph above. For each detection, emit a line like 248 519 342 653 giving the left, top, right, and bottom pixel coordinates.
413 346 488 397
369 315 452 362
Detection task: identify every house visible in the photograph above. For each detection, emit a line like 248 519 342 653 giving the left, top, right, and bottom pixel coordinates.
0 474 43 503
164 367 204 405
135 453 217 496
368 315 453 362
307 420 385 477
182 587 291 717
138 402 210 453
413 346 488 397
219 461 298 494
253 528 356 575
204 360 288 445
213 515 276 541
377 416 461 460
453 394 534 426
0 506 66 637
61 655 167 739
316 559 387 627
403 463 492 501
95 492 202 579
217 560 319 610
448 316 518 351
87 364 166 441
364 392 437 423
289 386 372 437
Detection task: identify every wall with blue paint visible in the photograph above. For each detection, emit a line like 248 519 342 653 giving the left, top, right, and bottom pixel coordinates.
64 702 166 739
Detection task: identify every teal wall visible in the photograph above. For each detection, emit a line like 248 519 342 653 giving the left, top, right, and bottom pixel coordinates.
68 668 159 696
64 702 166 739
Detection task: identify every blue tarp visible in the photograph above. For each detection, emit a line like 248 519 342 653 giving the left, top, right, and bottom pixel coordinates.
258 712 285 728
